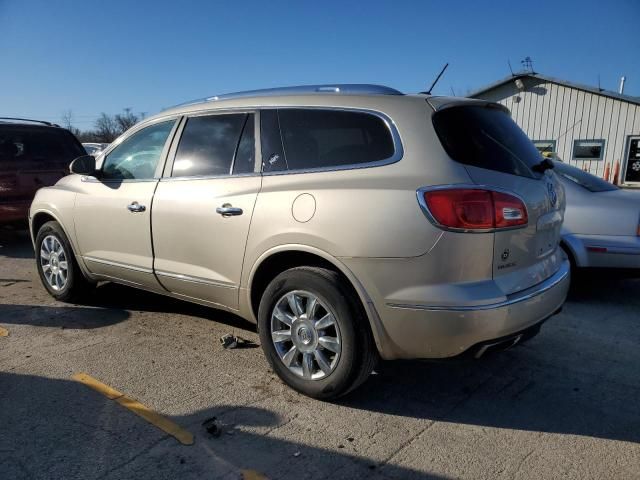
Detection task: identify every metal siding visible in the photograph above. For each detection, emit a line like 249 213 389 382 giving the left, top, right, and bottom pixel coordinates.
609 100 625 174
601 97 615 177
472 80 640 185
544 82 557 141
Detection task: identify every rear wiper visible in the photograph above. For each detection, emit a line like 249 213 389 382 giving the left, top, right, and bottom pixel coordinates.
532 158 554 173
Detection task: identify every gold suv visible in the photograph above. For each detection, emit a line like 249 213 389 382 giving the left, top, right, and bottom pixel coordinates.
30 85 570 398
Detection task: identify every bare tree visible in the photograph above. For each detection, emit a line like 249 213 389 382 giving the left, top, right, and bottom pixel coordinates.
60 110 82 137
115 107 139 133
61 109 74 129
93 113 120 143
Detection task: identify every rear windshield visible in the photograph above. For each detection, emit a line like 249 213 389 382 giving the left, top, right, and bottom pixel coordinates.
0 127 85 165
432 105 543 179
553 161 618 192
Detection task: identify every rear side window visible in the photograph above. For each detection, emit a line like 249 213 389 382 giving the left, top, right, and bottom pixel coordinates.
261 109 395 172
172 114 247 177
0 127 84 165
433 105 542 179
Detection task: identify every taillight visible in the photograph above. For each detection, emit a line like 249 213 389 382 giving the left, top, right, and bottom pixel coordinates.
421 188 528 231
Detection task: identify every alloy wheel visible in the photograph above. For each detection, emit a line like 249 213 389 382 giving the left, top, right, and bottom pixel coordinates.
270 290 342 380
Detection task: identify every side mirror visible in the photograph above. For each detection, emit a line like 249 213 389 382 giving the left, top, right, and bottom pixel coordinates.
70 155 97 176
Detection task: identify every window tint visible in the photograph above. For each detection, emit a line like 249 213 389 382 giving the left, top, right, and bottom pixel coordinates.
553 161 618 192
0 127 85 165
260 109 287 172
232 115 255 175
572 139 605 160
433 105 542 179
277 109 395 171
102 120 175 180
172 114 246 177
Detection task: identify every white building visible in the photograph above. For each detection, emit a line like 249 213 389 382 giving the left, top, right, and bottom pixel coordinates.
469 73 640 187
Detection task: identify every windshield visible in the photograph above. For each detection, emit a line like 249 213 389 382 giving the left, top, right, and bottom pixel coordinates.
553 161 618 192
432 105 542 179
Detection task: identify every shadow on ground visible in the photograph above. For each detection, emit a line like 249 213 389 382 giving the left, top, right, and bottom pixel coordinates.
0 228 33 260
0 372 445 480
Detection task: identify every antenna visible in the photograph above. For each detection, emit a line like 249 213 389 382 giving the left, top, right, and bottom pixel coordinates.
508 60 515 76
423 63 449 95
450 86 456 96
597 74 602 91
520 56 534 73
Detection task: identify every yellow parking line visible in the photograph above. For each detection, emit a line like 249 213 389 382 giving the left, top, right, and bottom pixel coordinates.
241 470 269 480
72 372 194 445
0 326 8 337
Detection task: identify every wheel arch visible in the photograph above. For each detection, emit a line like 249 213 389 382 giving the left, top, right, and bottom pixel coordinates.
30 208 92 279
560 235 583 268
245 246 393 358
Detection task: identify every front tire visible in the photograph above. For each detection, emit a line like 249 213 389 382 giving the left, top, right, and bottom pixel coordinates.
258 267 377 399
35 221 93 302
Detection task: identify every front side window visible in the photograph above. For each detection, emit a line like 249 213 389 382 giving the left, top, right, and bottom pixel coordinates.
102 120 175 180
572 139 605 161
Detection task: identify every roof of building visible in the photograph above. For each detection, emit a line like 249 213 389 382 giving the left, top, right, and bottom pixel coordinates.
467 73 640 106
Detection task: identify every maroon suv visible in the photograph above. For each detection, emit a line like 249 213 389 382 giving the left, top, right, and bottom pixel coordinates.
0 118 85 225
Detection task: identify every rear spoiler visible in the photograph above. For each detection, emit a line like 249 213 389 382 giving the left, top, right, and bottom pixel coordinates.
425 96 510 115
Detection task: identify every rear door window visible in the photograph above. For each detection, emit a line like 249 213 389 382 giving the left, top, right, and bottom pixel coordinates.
172 114 247 177
232 115 256 175
260 109 395 173
432 105 542 179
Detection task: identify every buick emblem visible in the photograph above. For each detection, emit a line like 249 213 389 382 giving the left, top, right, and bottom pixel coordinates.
501 249 510 261
299 327 312 345
547 182 558 207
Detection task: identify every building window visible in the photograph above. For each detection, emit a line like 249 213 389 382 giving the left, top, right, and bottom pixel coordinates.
532 140 556 154
572 139 605 161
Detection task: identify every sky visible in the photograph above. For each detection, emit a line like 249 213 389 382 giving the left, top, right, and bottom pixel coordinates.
1 0 639 130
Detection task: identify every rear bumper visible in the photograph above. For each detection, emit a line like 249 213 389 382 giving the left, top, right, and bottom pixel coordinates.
376 260 570 359
565 233 640 269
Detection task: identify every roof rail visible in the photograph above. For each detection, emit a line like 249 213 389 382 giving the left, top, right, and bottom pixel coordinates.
170 84 403 109
0 117 59 127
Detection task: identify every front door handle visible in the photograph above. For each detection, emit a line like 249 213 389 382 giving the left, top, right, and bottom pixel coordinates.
216 203 243 217
127 201 146 213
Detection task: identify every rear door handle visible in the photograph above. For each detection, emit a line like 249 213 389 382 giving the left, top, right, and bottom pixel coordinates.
216 203 243 217
127 201 146 213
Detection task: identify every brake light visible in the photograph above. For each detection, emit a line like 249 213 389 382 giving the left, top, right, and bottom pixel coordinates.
422 189 528 231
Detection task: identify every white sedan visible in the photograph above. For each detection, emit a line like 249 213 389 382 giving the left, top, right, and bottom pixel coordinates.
554 161 640 270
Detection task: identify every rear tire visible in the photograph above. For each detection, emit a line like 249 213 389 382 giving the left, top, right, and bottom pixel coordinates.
258 267 377 399
35 221 94 302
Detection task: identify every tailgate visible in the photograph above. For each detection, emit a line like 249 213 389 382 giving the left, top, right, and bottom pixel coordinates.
466 166 565 294
430 100 566 295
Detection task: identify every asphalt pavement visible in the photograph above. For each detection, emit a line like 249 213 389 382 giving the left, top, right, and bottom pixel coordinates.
1 228 639 479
